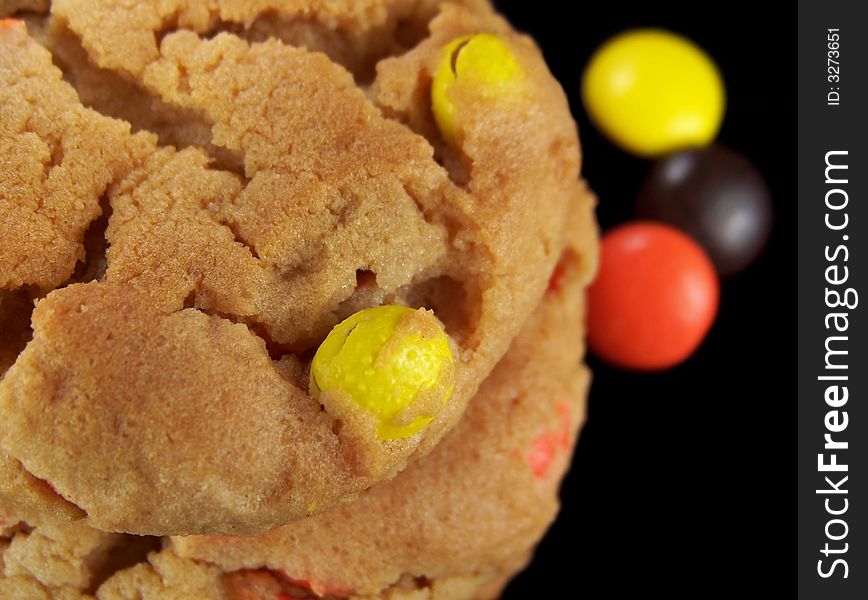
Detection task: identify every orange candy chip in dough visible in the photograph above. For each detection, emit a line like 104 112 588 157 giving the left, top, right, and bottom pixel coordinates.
225 568 351 600
527 402 572 478
275 570 352 598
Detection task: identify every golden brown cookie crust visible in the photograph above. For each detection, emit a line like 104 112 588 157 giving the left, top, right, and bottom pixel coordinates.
0 21 153 291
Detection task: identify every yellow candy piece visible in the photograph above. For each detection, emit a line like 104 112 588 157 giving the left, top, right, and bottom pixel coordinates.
311 305 455 440
431 33 524 144
582 29 725 157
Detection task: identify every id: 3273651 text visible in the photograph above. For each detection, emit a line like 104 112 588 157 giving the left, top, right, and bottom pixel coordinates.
827 28 840 107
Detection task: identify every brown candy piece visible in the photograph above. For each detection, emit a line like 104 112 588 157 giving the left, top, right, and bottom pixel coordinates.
636 145 772 276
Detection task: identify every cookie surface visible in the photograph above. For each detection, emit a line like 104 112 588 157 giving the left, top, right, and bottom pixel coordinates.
0 207 595 598
0 0 591 536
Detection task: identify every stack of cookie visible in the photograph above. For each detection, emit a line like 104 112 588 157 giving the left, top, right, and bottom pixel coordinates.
0 1 598 598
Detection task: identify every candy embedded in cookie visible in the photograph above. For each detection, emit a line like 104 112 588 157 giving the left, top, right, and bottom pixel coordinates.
431 33 525 145
311 306 455 441
527 402 572 479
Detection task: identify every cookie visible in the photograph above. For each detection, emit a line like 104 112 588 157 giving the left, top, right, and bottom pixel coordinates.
0 0 593 537
0 209 594 598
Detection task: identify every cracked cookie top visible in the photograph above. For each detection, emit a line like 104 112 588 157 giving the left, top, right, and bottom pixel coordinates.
0 0 593 537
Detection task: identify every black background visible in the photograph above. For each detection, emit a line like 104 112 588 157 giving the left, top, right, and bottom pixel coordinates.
494 1 796 595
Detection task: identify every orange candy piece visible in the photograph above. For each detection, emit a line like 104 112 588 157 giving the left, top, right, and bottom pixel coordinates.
588 222 719 370
275 569 350 598
546 261 568 295
528 403 571 478
225 570 328 600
